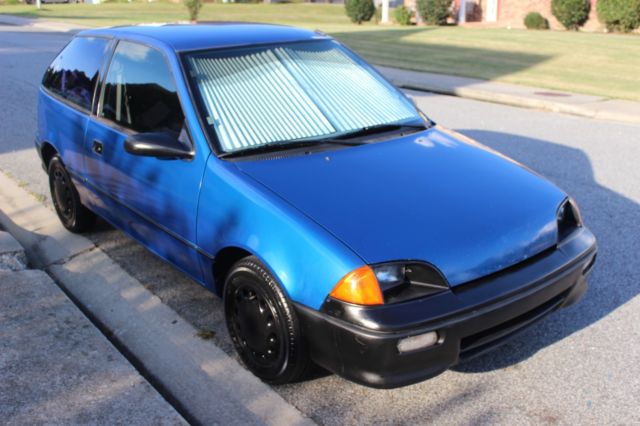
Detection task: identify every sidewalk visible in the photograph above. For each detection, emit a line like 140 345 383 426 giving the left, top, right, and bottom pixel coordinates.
0 171 313 425
0 230 187 425
1 13 639 125
377 66 640 125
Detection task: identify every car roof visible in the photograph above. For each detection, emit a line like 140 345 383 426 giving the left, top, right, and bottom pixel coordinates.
79 22 329 52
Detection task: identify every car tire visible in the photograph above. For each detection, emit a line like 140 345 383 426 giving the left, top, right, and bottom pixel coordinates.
48 156 96 233
224 256 311 385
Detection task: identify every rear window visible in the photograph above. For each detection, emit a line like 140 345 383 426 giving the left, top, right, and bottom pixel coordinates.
42 37 109 111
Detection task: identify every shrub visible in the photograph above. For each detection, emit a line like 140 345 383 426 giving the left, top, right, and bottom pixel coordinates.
551 0 590 30
417 0 452 25
524 12 550 29
394 5 414 25
597 0 640 32
184 0 203 22
345 0 376 24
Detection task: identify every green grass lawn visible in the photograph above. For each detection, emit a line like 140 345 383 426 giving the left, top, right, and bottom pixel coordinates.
2 2 639 101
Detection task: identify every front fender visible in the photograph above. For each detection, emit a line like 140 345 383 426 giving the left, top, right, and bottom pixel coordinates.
196 156 364 310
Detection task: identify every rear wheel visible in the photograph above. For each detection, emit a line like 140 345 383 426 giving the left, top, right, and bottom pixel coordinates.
48 156 96 233
224 256 311 384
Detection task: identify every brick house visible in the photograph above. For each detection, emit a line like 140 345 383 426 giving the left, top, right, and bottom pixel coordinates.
405 0 601 30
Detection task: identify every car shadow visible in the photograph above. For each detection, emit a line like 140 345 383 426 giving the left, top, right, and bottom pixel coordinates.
451 129 639 373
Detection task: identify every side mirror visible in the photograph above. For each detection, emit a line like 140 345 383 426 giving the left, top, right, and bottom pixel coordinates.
124 132 193 159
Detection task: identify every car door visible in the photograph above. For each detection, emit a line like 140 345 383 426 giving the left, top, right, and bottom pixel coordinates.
83 40 207 281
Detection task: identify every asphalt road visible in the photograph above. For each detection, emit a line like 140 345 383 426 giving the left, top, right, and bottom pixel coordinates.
1 25 639 425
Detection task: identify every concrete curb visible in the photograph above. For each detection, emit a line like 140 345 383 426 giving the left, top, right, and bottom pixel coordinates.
1 267 188 426
0 171 313 425
377 67 640 126
0 14 88 33
0 231 27 271
404 82 640 125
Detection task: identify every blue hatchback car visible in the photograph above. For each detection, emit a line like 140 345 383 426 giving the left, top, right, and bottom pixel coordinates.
37 23 597 388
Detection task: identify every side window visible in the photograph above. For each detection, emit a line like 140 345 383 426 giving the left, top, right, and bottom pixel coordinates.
42 37 109 111
100 41 184 134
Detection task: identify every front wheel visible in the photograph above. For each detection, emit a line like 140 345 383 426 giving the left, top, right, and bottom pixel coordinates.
48 156 96 233
224 256 311 384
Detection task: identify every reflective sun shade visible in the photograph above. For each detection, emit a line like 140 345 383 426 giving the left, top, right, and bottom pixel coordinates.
185 40 419 152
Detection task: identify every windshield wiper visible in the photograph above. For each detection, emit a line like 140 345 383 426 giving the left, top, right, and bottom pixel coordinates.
218 137 364 159
219 122 428 159
330 123 427 141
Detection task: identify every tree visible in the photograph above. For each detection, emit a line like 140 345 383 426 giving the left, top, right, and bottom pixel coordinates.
597 0 640 32
417 0 452 25
551 0 590 30
185 0 203 23
345 0 376 24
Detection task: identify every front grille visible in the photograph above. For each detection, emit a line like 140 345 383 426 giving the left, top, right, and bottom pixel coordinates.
459 288 570 360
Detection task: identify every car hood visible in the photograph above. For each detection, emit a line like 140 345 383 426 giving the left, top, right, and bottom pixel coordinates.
235 127 566 286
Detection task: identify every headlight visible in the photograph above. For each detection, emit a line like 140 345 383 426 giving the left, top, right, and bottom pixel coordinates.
329 262 449 306
557 198 583 241
373 262 449 303
373 264 405 290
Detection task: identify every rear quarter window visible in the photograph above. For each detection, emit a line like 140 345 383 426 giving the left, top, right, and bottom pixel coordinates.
42 37 109 111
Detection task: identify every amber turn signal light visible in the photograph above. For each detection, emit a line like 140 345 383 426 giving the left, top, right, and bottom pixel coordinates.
329 265 384 305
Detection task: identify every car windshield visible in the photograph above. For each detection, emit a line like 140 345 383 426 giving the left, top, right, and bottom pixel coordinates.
183 39 422 154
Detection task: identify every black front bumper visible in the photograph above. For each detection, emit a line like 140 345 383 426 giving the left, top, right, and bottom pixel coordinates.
295 227 597 389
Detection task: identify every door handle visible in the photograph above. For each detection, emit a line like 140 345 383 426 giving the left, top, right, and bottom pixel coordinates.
92 140 104 156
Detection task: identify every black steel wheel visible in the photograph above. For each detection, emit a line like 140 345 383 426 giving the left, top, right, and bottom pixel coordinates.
48 156 95 233
224 256 311 384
